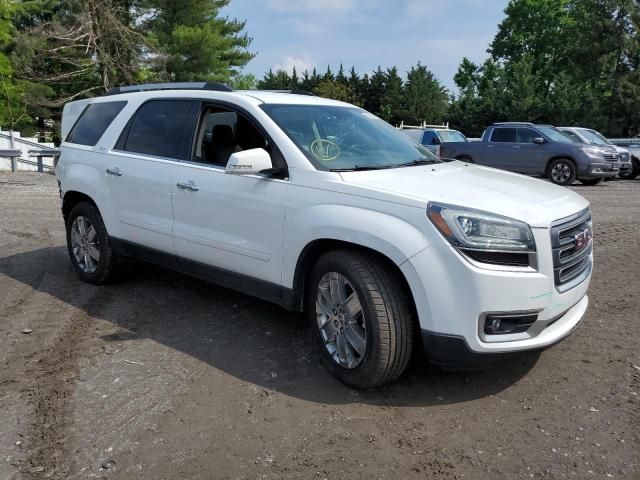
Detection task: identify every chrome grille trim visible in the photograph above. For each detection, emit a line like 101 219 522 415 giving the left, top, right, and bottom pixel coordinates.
550 208 592 291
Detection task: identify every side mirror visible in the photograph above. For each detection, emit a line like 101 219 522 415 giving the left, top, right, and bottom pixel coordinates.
532 137 545 145
225 148 273 175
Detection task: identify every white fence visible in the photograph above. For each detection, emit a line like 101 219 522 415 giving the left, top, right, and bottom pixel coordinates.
0 128 56 171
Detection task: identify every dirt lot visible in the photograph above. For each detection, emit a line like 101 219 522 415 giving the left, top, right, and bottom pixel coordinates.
0 172 638 480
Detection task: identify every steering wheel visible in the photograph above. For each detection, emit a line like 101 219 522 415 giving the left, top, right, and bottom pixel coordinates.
311 139 341 161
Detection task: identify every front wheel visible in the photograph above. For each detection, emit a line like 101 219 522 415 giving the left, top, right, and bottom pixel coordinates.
547 158 577 186
619 159 640 180
307 250 415 389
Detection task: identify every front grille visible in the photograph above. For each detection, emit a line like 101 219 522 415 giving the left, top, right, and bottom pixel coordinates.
602 151 618 160
550 208 592 291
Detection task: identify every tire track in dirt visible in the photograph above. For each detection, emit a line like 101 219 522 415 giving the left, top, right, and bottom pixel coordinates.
21 288 112 479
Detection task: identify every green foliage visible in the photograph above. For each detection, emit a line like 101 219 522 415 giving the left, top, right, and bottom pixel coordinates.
453 0 640 136
144 0 254 82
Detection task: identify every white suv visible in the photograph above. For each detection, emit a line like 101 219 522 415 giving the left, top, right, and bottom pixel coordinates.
56 83 593 388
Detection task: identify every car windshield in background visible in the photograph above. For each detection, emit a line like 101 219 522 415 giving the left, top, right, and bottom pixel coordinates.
439 130 467 142
578 128 612 146
538 126 574 143
261 104 440 171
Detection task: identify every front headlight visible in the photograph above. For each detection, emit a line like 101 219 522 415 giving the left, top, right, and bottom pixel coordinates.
581 146 605 159
427 203 536 253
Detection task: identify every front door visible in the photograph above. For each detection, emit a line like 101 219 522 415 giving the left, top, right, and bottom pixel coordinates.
171 104 288 285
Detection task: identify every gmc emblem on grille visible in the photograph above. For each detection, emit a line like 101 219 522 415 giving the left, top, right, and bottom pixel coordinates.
574 228 592 251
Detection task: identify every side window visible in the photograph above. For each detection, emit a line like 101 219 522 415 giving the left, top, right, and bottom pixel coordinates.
121 100 197 160
193 106 270 167
517 128 540 143
561 130 582 143
490 127 517 143
421 131 437 145
66 101 127 146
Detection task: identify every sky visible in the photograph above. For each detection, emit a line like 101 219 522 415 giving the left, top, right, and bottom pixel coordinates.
221 0 510 92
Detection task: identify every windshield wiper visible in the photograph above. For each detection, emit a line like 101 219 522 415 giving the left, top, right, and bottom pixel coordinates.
330 165 394 172
394 158 439 168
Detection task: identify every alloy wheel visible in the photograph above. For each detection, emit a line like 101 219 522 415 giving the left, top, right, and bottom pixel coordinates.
70 215 100 273
551 162 571 183
315 272 367 369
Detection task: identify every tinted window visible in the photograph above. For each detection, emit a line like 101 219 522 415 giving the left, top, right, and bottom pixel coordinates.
421 131 437 145
491 128 517 142
517 128 539 143
122 100 197 159
66 101 126 146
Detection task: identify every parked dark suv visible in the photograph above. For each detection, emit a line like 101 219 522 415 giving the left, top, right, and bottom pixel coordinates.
440 122 621 185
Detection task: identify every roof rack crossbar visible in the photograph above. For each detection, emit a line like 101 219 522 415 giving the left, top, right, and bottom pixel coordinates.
106 82 233 96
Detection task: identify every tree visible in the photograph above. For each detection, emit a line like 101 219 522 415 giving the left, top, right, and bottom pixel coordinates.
230 72 256 90
142 0 254 82
403 63 449 125
379 67 404 124
313 79 360 105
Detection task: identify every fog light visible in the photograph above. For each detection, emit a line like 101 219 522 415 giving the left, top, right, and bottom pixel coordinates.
484 313 538 335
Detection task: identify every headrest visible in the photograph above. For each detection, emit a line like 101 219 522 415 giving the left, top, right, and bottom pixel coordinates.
211 125 234 146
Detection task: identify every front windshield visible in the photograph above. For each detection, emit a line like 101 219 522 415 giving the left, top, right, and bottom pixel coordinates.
538 126 574 143
439 130 467 142
261 104 440 171
578 128 611 146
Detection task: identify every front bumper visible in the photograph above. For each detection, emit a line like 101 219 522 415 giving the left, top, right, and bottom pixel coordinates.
582 161 620 178
400 226 591 361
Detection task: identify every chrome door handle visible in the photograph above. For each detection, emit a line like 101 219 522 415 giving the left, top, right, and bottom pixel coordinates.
176 181 199 192
513 145 521 149
106 167 122 177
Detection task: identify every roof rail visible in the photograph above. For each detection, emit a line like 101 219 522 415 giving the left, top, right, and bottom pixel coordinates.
491 122 535 126
106 82 233 96
252 89 316 96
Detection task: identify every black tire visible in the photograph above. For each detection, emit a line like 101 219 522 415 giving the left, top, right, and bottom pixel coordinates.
579 178 604 186
620 158 640 180
306 249 414 389
547 158 577 186
65 202 119 284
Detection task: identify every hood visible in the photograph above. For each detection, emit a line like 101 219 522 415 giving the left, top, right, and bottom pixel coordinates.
339 161 589 228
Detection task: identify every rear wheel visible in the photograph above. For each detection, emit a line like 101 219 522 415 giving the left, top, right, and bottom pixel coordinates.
547 158 577 186
307 250 414 389
579 178 604 186
66 202 119 284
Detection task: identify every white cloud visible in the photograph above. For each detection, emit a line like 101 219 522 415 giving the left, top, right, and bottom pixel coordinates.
273 54 317 74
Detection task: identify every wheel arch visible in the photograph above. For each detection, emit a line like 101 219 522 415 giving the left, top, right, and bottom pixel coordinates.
289 239 417 317
62 191 98 223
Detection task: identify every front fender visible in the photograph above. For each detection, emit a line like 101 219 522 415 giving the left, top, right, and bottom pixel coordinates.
282 204 431 288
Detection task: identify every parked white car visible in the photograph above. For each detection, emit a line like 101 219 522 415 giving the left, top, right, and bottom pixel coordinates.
56 83 593 388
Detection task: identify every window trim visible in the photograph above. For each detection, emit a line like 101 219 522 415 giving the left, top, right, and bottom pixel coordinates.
188 99 289 177
489 127 518 143
66 100 128 146
114 98 199 161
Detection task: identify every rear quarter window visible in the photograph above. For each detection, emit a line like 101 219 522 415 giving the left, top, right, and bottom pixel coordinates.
66 101 127 146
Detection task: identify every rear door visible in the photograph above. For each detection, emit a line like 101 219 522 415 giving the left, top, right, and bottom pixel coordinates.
107 99 199 253
171 102 288 285
510 127 544 174
484 127 517 169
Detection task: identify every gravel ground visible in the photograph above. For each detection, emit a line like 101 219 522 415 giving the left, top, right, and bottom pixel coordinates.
0 172 638 480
